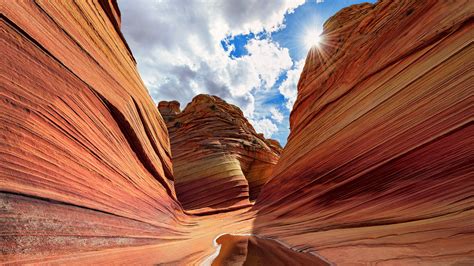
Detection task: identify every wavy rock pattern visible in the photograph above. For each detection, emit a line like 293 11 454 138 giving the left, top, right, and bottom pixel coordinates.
0 0 187 262
159 95 282 210
254 0 474 264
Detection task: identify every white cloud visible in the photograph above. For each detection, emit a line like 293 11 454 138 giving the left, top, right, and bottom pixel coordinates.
278 59 305 111
119 0 303 116
270 107 284 123
215 0 306 34
118 0 314 145
242 39 292 90
249 118 278 138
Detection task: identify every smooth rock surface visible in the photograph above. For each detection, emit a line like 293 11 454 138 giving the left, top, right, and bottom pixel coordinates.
254 0 474 264
159 95 282 210
1 0 186 262
210 234 330 265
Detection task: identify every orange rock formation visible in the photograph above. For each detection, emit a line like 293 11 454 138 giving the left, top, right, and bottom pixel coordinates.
159 95 281 210
254 0 474 264
1 0 185 262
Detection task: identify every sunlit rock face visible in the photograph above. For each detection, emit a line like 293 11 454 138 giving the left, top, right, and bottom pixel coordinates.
1 0 186 261
254 0 474 264
159 95 282 211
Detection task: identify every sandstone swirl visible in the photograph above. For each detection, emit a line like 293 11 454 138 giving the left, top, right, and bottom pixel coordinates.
1 0 187 262
254 0 474 264
159 95 281 211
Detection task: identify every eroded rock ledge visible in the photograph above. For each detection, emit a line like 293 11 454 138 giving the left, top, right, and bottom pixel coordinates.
159 95 282 211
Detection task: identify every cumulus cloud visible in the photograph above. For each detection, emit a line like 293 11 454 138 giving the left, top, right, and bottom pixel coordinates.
249 118 279 138
270 107 284 123
242 39 293 92
214 0 306 34
118 0 307 138
279 59 305 111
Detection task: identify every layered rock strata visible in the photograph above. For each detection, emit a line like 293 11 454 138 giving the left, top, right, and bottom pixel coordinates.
159 95 282 210
1 0 186 262
254 0 474 264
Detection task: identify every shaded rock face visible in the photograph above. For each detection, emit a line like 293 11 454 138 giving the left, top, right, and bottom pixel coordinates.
159 95 282 210
158 100 181 122
254 0 474 264
1 0 185 261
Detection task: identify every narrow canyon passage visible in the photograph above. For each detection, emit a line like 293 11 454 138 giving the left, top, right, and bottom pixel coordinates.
1 0 473 265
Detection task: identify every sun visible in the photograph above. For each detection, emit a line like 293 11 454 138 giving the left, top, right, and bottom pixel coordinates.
303 27 323 50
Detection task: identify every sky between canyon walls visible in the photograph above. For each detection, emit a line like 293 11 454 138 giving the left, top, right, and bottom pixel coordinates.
119 0 374 145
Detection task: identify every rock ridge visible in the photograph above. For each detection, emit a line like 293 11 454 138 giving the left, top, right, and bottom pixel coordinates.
1 0 186 261
254 0 474 264
159 94 282 210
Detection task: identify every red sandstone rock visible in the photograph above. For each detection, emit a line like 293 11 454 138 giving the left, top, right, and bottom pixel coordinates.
254 0 474 264
0 0 186 262
158 100 181 122
159 95 282 210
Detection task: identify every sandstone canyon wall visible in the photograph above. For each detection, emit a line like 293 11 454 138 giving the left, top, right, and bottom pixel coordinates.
254 0 474 264
159 95 281 211
0 0 187 262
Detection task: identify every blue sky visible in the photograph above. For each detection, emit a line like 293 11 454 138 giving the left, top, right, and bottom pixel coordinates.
119 0 374 146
